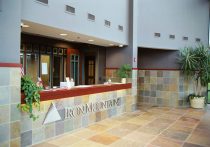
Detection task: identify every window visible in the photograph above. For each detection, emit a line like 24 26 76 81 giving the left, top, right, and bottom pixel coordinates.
66 5 75 14
105 20 111 27
154 33 161 37
36 0 48 4
183 36 188 41
118 25 123 31
23 44 39 83
195 38 201 42
169 34 175 39
88 13 95 21
20 43 67 88
53 54 64 86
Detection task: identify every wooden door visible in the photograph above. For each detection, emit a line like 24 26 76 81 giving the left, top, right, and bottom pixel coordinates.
85 56 95 85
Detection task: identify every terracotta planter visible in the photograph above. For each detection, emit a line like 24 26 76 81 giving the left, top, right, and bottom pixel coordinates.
190 97 205 109
121 78 126 83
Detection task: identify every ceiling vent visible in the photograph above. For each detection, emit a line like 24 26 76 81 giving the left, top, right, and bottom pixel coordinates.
154 33 161 37
169 34 175 39
36 0 48 4
118 25 123 31
66 5 75 14
88 13 95 21
105 20 111 27
195 38 201 42
183 36 188 41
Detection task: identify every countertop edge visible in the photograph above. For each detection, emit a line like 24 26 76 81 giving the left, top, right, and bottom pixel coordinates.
21 83 132 103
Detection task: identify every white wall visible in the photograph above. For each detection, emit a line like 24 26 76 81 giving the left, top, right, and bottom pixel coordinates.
138 0 209 49
21 0 129 45
0 0 21 63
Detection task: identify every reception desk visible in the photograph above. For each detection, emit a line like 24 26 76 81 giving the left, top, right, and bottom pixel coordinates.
20 83 136 146
21 83 131 103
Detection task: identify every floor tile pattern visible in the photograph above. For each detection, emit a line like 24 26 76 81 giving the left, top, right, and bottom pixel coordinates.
33 106 210 147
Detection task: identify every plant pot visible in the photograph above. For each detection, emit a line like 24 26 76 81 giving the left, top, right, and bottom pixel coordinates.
121 78 126 83
190 97 205 109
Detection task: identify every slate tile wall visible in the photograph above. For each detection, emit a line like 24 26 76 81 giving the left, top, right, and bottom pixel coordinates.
138 70 194 107
105 69 138 112
0 67 21 147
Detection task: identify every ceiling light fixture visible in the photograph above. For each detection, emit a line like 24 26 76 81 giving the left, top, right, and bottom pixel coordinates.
119 44 123 47
21 23 30 28
88 39 94 42
60 33 68 36
109 44 114 46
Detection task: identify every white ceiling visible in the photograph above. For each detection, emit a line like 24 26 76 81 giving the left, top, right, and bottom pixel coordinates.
21 20 122 47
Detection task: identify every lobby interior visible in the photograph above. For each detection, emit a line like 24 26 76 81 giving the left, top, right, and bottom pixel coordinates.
1 0 210 147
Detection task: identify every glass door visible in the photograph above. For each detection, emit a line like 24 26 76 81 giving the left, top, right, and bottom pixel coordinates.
53 56 63 86
70 54 79 85
40 55 51 88
26 53 39 82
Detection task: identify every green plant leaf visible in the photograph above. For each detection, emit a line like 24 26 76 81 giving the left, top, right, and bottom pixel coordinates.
18 75 43 121
179 44 210 96
117 64 132 78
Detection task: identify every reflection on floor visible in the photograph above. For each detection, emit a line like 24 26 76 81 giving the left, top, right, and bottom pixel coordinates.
33 105 210 147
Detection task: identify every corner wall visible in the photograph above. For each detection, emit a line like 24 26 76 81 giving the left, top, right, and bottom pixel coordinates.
137 70 193 107
0 0 21 146
137 48 196 107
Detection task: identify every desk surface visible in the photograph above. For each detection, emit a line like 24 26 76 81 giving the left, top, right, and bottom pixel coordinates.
21 83 132 103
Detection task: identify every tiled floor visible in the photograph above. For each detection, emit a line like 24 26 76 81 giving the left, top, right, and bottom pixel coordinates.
33 106 210 147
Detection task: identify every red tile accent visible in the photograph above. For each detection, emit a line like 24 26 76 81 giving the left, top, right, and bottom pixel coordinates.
105 67 119 70
105 67 180 71
21 83 131 103
0 63 22 68
138 68 180 70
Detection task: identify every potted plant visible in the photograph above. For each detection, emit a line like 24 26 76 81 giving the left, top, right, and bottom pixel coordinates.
179 44 210 108
17 75 43 121
117 64 132 83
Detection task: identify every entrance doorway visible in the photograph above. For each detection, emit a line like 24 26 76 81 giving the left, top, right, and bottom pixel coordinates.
53 56 63 86
85 56 96 85
70 54 80 85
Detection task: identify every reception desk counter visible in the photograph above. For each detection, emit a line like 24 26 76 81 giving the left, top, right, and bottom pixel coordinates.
21 83 131 103
20 83 136 146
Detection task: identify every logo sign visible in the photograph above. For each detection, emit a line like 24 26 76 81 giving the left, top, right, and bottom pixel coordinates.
43 98 121 124
43 102 61 125
65 98 121 119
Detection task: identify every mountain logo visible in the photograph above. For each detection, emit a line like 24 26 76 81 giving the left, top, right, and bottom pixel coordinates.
43 102 61 124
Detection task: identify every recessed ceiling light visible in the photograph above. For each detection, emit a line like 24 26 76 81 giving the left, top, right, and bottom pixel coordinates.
21 23 30 28
88 39 94 42
60 33 68 36
119 44 123 47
